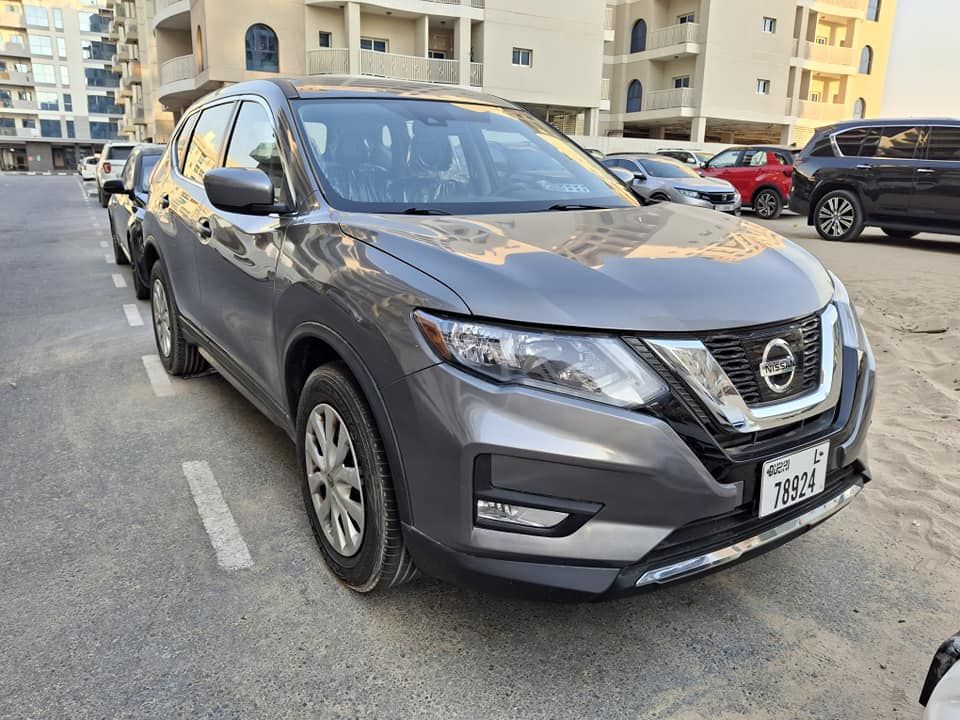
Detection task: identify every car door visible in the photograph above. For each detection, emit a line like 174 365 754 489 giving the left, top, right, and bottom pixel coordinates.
913 124 960 228
194 98 291 399
856 124 921 219
160 101 236 327
701 148 744 194
111 150 136 258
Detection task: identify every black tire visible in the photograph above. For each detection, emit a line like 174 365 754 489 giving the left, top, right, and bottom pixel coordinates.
297 363 416 593
650 193 670 203
98 185 108 208
131 260 149 300
149 259 206 376
814 189 864 241
753 188 783 219
111 219 128 265
882 227 918 239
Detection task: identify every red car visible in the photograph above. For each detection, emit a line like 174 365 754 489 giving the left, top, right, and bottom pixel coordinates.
701 145 798 219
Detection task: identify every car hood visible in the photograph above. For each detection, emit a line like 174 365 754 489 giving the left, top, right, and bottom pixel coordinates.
667 176 737 192
337 204 833 332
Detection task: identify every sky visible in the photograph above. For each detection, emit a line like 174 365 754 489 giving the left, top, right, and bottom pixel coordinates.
882 0 960 117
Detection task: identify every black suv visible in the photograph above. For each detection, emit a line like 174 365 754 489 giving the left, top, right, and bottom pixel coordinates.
790 118 960 241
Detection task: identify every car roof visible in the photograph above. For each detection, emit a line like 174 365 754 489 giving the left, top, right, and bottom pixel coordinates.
204 75 517 109
133 143 165 155
719 145 799 153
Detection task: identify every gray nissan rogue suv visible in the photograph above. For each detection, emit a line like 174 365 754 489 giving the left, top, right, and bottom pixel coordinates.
142 78 875 600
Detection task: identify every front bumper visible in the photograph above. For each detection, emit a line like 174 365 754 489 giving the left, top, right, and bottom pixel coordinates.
677 194 742 214
386 336 874 601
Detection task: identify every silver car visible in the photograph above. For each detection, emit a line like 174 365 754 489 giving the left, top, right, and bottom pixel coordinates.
604 153 742 214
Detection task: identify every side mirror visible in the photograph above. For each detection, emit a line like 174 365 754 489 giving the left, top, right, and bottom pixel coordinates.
634 171 647 182
102 178 124 195
203 167 278 214
609 166 635 185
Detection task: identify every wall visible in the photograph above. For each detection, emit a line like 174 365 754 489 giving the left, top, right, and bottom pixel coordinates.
357 12 417 56
304 6 345 53
570 133 729 155
846 0 896 120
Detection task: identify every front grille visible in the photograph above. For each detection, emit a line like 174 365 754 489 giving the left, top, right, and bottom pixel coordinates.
701 191 736 204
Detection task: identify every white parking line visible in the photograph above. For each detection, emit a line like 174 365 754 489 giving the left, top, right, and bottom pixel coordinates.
104 253 114 264
99 240 108 248
123 303 143 326
141 354 174 397
181 461 253 571
111 273 127 288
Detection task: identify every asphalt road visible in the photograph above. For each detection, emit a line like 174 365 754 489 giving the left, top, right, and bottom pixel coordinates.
1 176 957 720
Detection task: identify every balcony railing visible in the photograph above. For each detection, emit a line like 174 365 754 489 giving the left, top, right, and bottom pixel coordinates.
0 126 40 138
0 97 37 110
647 22 702 50
0 70 32 85
793 39 856 66
159 53 195 86
469 61 482 87
801 0 868 12
423 0 484 6
307 47 349 75
0 41 29 57
642 87 695 112
0 9 25 27
601 77 610 100
788 98 850 122
361 49 459 84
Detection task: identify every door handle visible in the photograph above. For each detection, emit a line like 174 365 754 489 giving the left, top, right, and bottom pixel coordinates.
856 164 873 170
159 193 170 209
197 218 213 241
917 168 937 174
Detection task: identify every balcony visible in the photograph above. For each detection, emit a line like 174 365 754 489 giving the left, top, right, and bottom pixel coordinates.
0 97 37 112
122 60 141 85
0 125 40 139
604 6 615 42
0 41 29 58
623 87 697 119
797 0 868 18
793 39 857 71
626 22 703 62
159 53 195 86
0 8 25 27
787 98 851 123
153 0 189 31
0 70 33 86
119 22 138 44
308 48 483 87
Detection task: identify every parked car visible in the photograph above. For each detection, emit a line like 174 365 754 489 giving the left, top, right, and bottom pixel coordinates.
96 142 135 207
701 145 799 219
141 77 874 600
920 632 960 718
584 148 605 161
790 119 960 242
657 148 713 168
603 153 741 213
103 144 164 299
78 155 98 181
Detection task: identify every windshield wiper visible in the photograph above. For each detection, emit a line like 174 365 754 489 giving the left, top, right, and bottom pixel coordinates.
399 207 451 215
546 203 613 211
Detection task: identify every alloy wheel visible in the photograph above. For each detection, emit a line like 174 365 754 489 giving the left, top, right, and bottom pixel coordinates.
817 195 856 237
305 403 365 557
152 279 172 358
755 191 779 218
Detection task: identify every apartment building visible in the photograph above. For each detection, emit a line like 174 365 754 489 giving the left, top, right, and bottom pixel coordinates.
152 0 608 136
0 0 127 171
603 0 897 145
103 0 173 143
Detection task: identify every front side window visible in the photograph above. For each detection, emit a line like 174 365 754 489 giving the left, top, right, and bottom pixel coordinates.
708 149 740 168
24 5 48 27
224 101 286 203
295 98 637 214
175 112 199 172
875 126 920 159
183 102 235 183
245 24 278 72
745 149 767 166
28 34 52 56
512 47 532 67
138 154 160 191
121 151 136 189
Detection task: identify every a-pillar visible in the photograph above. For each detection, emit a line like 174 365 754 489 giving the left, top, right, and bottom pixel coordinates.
690 116 707 143
344 2 361 76
454 16 470 86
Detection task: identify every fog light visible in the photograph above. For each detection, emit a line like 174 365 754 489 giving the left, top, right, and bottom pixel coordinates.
476 500 568 529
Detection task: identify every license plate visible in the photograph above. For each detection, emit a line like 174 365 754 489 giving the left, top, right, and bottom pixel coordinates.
759 441 830 518
715 203 737 212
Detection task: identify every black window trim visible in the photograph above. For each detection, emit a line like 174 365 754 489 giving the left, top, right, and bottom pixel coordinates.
829 123 927 160
920 125 960 164
173 98 240 189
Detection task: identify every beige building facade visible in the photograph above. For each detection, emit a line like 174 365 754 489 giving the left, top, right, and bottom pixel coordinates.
604 0 897 145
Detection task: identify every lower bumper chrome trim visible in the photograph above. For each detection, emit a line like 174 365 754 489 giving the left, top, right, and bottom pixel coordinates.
635 483 862 587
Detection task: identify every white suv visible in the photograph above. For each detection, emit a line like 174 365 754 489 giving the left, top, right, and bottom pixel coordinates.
96 143 135 206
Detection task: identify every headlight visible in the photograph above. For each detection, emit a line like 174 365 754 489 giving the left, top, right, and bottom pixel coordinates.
830 272 867 349
414 311 668 408
677 188 700 199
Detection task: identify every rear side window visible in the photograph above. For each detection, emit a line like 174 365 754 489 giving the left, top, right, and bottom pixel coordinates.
744 149 766 167
107 146 132 161
183 102 235 184
926 126 960 162
175 113 199 172
224 101 287 204
875 126 920 159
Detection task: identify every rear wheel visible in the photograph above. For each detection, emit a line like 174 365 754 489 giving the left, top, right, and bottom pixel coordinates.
149 259 206 376
814 189 864 242
297 364 416 593
98 185 108 208
882 227 918 239
753 188 783 219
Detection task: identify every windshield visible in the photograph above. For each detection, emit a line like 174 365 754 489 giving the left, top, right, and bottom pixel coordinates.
138 154 160 192
294 98 637 214
637 157 701 179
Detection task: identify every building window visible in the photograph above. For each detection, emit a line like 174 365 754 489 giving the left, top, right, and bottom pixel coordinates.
245 23 279 72
81 40 116 61
37 90 57 109
52 8 62 30
90 120 119 139
428 50 446 59
88 94 121 114
762 17 777 33
59 65 69 84
78 12 110 33
815 36 827 45
85 67 120 87
66 119 75 138
867 0 881 21
22 118 35 128
626 79 643 112
33 62 55 83
318 31 331 48
678 12 695 24
40 118 61 137
629 19 647 52
63 92 71 111
360 37 388 53
56 36 66 58
853 97 865 119
674 75 690 89
756 78 771 94
859 45 873 74
28 34 53 56
24 5 48 27
512 47 532 67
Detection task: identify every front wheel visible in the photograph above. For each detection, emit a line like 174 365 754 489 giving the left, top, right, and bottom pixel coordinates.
814 189 864 242
753 189 783 219
297 364 416 593
882 227 918 239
